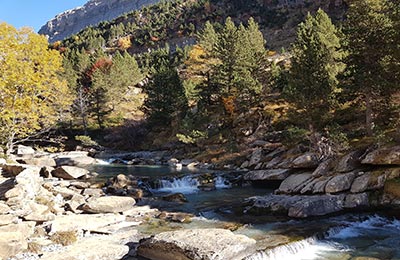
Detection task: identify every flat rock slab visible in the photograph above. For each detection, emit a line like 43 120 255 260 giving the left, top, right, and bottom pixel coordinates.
49 213 126 233
52 166 89 180
137 228 256 260
278 173 313 194
40 235 130 260
81 196 136 213
244 169 291 181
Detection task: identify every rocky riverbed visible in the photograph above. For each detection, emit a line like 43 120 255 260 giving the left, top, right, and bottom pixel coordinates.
1 143 400 259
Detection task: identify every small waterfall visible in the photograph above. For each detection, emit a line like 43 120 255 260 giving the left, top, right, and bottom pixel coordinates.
246 237 343 260
156 176 199 194
215 176 231 189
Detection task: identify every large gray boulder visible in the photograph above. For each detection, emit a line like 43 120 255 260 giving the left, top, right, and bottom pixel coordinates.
344 193 369 208
52 166 89 180
52 151 96 167
277 173 313 194
249 148 263 168
325 172 356 193
244 169 291 181
137 228 256 260
81 196 135 213
312 158 334 177
335 150 363 173
362 146 400 165
20 157 56 167
291 152 319 169
248 194 345 218
288 194 345 218
351 173 370 193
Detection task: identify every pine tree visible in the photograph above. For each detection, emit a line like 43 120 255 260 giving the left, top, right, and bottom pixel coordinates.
285 9 345 140
344 0 395 136
142 64 188 125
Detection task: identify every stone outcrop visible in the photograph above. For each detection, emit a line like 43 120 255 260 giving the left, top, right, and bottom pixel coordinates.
362 146 400 165
52 166 90 180
137 228 256 260
39 0 161 42
244 169 291 181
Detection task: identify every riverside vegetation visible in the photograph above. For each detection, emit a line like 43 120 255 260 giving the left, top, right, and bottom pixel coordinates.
0 0 400 259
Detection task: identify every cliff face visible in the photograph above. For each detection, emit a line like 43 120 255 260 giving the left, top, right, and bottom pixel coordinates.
39 0 160 42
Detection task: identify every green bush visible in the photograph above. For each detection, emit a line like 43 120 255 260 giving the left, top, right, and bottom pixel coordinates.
74 135 98 147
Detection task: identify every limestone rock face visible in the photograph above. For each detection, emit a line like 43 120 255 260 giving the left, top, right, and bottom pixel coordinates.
137 228 256 260
39 0 161 42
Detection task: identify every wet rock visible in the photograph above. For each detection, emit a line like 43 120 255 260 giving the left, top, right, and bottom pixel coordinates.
248 194 345 218
344 193 369 208
244 169 291 181
288 194 345 218
325 172 356 193
157 211 193 223
335 151 363 173
277 173 313 194
81 196 135 213
198 182 216 191
137 228 256 260
162 193 187 203
291 152 319 169
52 166 89 180
362 146 400 165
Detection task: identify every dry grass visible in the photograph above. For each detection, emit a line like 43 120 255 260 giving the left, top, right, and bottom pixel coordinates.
50 231 77 246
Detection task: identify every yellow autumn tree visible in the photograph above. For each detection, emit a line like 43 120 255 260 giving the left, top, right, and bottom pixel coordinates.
0 23 72 154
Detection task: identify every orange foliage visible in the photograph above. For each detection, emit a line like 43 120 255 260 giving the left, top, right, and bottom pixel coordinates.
222 96 236 116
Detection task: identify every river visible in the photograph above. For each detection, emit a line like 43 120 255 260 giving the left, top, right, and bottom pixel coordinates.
88 163 400 260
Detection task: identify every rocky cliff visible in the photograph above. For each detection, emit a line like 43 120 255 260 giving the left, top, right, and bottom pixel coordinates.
39 0 160 42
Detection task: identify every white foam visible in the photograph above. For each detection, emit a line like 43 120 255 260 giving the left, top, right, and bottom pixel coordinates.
215 176 231 189
156 176 199 194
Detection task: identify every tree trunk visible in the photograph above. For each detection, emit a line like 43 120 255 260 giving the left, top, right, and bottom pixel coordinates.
6 132 15 157
365 92 374 136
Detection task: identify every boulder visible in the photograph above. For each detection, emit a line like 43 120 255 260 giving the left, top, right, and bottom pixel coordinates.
362 146 400 165
108 174 130 189
344 193 369 208
249 194 345 218
82 188 105 197
288 194 345 218
49 213 126 234
312 158 334 177
244 169 291 181
335 151 363 173
325 172 356 193
20 157 56 167
52 151 96 167
278 173 313 194
249 148 263 167
0 222 35 259
40 235 130 260
351 173 370 193
81 196 135 213
16 145 35 156
291 152 319 169
0 215 18 226
0 202 11 214
137 228 256 260
300 176 331 194
52 166 89 180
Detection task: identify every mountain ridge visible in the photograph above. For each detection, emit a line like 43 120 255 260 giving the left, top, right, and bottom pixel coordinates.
39 0 161 42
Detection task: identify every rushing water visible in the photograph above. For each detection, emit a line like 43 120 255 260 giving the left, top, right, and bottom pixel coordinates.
91 163 400 260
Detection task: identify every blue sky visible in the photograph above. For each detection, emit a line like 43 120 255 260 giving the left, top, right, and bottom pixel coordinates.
0 1 87 32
